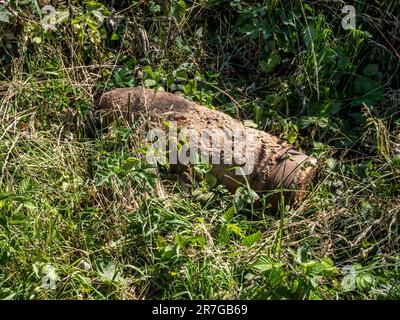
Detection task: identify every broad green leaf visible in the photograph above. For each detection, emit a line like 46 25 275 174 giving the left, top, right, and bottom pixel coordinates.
111 32 120 40
239 20 271 39
171 0 186 24
299 116 329 129
242 231 261 247
354 76 381 94
0 5 10 23
228 223 244 237
9 213 26 225
320 101 342 115
32 37 42 44
223 205 236 222
254 262 273 272
354 76 384 105
205 173 217 188
287 127 298 144
234 186 259 206
363 64 379 77
260 50 281 73
243 119 258 128
96 260 125 284
92 10 106 24
338 54 350 70
356 273 374 292
218 225 230 243
124 157 140 171
296 246 308 264
149 3 161 13
144 79 157 87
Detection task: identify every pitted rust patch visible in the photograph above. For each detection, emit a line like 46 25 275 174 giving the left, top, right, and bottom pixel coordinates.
99 87 318 209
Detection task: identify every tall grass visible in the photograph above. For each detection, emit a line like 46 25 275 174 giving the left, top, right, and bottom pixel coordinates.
0 0 399 299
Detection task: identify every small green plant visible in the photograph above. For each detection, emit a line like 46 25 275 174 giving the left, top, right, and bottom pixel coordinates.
1 0 399 300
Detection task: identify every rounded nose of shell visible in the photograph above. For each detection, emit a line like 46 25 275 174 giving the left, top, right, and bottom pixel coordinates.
268 150 318 208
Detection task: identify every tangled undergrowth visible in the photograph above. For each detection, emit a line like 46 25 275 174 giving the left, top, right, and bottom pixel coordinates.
0 0 399 299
